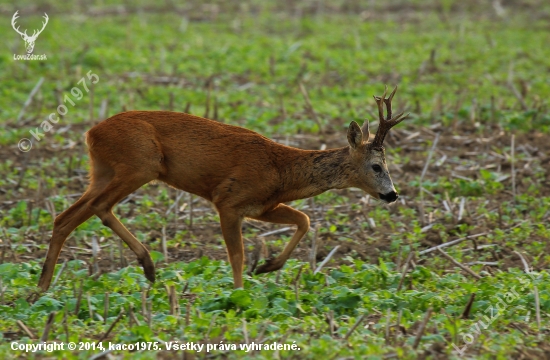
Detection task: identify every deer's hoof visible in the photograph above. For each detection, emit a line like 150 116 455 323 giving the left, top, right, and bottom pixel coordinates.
139 256 156 283
254 258 284 275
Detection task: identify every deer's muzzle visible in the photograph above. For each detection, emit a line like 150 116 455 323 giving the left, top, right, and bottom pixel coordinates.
379 191 398 203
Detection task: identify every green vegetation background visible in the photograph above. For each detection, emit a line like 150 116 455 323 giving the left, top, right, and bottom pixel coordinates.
0 1 549 359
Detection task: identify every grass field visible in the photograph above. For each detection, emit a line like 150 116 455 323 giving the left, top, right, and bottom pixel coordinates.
1 1 550 359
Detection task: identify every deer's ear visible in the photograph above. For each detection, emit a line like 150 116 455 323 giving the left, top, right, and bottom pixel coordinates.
347 121 363 149
361 120 370 141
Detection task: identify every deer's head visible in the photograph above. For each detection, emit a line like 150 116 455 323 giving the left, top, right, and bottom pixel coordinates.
11 11 49 54
346 86 408 204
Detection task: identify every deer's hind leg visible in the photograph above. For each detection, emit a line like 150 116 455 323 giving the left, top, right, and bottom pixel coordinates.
38 189 98 291
38 157 117 291
87 168 158 283
252 204 310 274
84 120 166 284
39 123 165 290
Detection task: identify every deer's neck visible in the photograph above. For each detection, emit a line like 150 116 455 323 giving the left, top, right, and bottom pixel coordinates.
277 147 352 202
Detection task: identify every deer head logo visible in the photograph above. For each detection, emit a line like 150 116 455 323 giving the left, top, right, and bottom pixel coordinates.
11 11 49 55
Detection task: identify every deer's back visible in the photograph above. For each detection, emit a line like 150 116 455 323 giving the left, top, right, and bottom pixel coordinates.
87 111 291 209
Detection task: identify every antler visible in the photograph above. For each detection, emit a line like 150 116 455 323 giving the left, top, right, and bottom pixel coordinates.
32 13 49 37
11 12 48 39
11 11 28 38
370 86 408 148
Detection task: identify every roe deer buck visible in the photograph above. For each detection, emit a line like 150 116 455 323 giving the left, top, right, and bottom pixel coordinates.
38 86 408 291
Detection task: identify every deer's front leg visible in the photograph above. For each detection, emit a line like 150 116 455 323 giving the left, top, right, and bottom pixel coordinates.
252 204 310 274
218 210 245 288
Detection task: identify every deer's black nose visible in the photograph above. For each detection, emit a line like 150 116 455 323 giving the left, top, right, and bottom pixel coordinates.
379 191 398 203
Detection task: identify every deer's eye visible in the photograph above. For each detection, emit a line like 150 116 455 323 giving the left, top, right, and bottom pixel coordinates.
372 164 382 173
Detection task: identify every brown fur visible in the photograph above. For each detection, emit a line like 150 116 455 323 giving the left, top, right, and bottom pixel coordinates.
38 90 405 290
